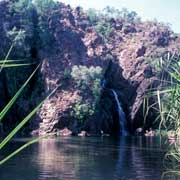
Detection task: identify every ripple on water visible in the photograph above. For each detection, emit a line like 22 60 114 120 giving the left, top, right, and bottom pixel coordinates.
0 137 174 180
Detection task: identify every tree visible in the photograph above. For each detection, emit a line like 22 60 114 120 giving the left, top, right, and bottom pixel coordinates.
33 0 58 14
33 0 58 48
71 65 103 123
87 8 99 24
7 0 38 58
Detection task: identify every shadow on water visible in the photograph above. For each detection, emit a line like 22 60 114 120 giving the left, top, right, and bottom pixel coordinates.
0 136 174 180
114 137 167 180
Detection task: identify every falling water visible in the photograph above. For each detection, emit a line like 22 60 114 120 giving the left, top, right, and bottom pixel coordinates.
111 90 128 136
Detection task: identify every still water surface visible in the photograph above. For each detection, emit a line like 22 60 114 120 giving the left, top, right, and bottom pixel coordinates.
0 137 173 180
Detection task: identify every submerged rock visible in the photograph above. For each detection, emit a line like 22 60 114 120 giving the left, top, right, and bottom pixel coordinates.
135 128 143 136
144 128 155 137
78 131 89 137
57 128 72 136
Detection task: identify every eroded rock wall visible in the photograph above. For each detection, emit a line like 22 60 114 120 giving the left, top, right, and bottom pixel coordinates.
1 1 180 135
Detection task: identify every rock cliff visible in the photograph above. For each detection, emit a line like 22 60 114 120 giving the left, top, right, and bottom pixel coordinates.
0 0 180 136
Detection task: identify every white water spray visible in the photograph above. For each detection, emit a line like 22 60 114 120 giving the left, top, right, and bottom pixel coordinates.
111 90 128 136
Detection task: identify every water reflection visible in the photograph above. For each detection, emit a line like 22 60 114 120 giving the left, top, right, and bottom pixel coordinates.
36 137 117 180
0 137 171 180
37 138 76 180
114 137 167 180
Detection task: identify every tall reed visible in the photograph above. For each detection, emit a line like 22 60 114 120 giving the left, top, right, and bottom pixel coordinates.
144 52 180 178
0 37 58 164
144 52 180 134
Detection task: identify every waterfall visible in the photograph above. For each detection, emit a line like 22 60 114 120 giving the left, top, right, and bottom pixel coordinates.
111 90 128 136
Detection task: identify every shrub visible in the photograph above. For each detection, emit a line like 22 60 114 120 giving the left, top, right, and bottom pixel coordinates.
71 65 103 123
153 54 180 179
63 68 71 79
87 8 114 39
87 6 140 40
95 21 114 38
71 65 102 89
145 53 180 133
92 78 101 102
72 96 95 124
33 0 58 48
7 28 26 48
87 8 99 24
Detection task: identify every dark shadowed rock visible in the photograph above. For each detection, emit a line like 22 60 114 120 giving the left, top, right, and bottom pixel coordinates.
1 0 180 136
136 45 146 57
123 25 136 34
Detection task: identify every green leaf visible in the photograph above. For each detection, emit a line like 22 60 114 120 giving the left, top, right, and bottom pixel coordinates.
170 72 180 82
0 43 14 73
0 64 40 123
0 84 59 149
0 63 32 68
0 101 43 150
0 60 26 63
0 31 23 72
0 135 48 165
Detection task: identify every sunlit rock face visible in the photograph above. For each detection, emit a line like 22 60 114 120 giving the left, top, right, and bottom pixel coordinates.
1 0 180 135
33 3 180 134
37 91 78 135
32 4 111 135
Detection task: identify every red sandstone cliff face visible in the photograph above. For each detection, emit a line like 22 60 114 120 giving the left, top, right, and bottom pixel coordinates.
32 4 180 135
33 5 111 135
1 1 180 135
105 21 180 131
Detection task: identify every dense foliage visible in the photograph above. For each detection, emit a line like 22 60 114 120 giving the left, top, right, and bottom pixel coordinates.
0 0 179 133
87 6 140 39
71 65 103 123
149 53 180 133
1 0 180 172
152 53 180 179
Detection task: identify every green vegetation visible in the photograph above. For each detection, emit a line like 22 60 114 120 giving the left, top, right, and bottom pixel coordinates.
87 6 140 39
87 8 99 24
0 135 47 165
0 41 42 164
87 8 114 39
0 1 179 176
71 65 102 90
8 0 37 58
87 6 139 24
0 80 59 165
163 143 180 179
63 68 71 80
95 20 114 39
145 53 180 134
72 96 95 124
0 32 57 165
33 0 57 47
144 53 180 178
71 65 103 123
0 65 39 123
